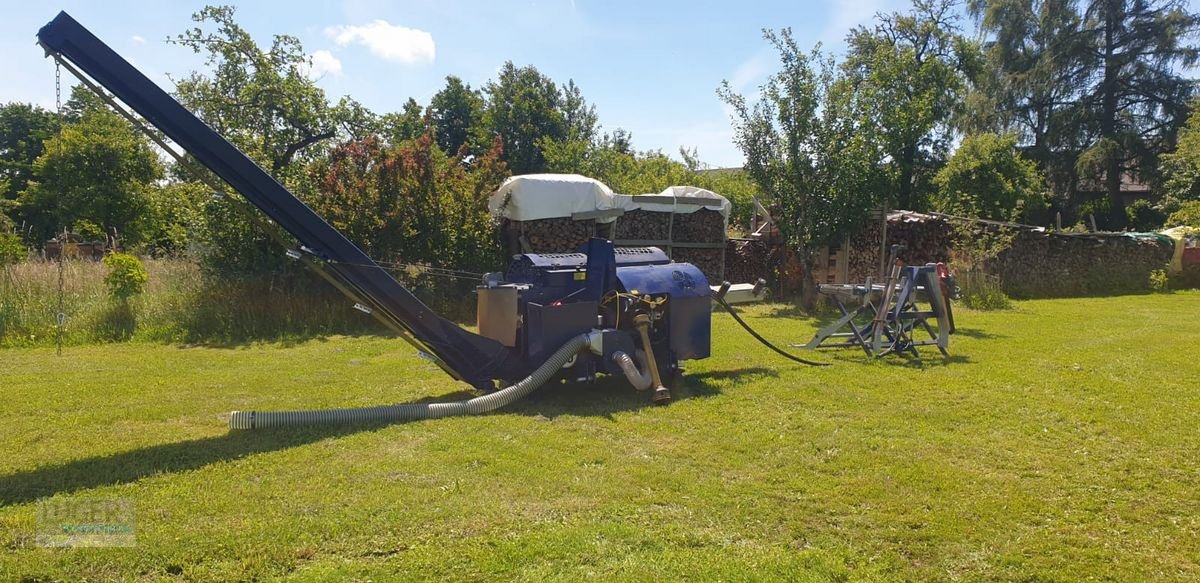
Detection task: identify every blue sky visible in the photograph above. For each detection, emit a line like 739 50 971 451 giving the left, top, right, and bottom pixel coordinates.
5 0 925 167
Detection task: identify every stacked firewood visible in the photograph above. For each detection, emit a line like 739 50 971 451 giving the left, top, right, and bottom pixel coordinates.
725 239 772 284
991 231 1174 297
502 218 595 254
613 210 671 241
672 210 725 243
848 217 954 280
673 247 724 283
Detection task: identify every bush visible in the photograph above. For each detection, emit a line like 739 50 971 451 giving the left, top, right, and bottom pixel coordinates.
1166 201 1200 228
103 252 148 301
1126 199 1167 232
1149 269 1170 293
0 232 24 267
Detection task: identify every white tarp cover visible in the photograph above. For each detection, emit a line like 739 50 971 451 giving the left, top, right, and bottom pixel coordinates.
488 174 616 221
633 186 732 217
622 186 731 236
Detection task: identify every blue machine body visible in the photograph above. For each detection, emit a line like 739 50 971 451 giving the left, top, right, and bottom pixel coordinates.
502 239 711 381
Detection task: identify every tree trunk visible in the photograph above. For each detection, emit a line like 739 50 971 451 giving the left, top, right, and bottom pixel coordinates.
898 143 917 210
1100 3 1122 211
797 242 818 312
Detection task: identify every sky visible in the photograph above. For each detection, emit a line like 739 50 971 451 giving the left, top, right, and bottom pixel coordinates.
3 0 922 167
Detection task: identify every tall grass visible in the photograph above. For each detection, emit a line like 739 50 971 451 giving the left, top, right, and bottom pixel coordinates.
0 258 429 347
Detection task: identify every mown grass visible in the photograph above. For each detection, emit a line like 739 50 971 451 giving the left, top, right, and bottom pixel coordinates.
1 292 1198 581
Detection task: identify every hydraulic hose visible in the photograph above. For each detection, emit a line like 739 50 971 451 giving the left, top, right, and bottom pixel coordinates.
612 350 652 391
228 333 593 429
711 292 830 367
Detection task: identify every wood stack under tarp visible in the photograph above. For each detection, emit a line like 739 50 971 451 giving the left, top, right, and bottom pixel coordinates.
490 174 619 257
610 186 731 283
489 177 733 283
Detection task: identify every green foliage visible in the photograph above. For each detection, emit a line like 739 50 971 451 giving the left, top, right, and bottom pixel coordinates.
484 62 595 174
1125 199 1167 232
842 0 980 211
719 29 889 307
103 252 149 301
1149 269 1170 293
308 131 510 272
145 182 208 256
957 269 1013 310
933 133 1048 221
17 107 163 245
1160 99 1200 208
971 0 1200 211
0 102 60 204
171 5 370 181
429 76 487 156
0 232 24 267
1166 200 1200 228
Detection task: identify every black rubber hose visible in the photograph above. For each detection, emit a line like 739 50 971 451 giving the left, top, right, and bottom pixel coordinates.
711 293 830 367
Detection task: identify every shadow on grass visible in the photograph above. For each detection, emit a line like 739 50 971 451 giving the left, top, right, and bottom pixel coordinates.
0 424 385 507
508 368 744 421
952 327 1006 340
0 369 746 504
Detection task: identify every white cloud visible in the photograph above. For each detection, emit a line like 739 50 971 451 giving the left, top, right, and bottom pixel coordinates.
729 49 771 91
324 20 435 65
301 50 344 79
131 35 146 45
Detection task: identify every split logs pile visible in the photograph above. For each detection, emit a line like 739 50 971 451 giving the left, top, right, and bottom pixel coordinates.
990 231 1174 298
673 247 724 283
725 238 773 284
502 218 595 255
671 210 725 243
613 210 670 242
847 215 954 281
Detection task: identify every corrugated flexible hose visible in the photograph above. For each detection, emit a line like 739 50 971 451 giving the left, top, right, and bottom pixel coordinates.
228 333 592 430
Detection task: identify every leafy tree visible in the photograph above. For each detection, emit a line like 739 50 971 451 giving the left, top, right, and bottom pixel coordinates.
967 0 1090 201
932 132 1048 222
1166 199 1200 227
170 5 377 274
719 29 889 308
1159 98 1200 211
842 0 981 211
1075 0 1200 209
383 98 427 145
484 62 570 174
0 103 60 206
309 130 510 271
429 76 487 156
18 107 163 245
171 5 365 181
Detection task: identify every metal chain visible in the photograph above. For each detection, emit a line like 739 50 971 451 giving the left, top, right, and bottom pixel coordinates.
55 61 66 357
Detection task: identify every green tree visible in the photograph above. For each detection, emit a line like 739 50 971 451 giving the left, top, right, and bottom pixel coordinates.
1075 0 1200 211
18 107 163 245
170 5 376 274
383 98 428 145
429 76 487 156
719 29 889 308
0 103 60 207
1158 98 1200 210
932 132 1048 221
842 0 981 211
484 62 569 174
309 131 509 271
967 0 1090 202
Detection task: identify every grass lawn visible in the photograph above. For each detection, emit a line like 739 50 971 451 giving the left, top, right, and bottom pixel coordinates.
2 292 1199 581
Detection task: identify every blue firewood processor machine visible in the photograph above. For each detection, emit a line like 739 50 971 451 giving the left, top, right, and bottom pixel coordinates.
36 11 823 429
